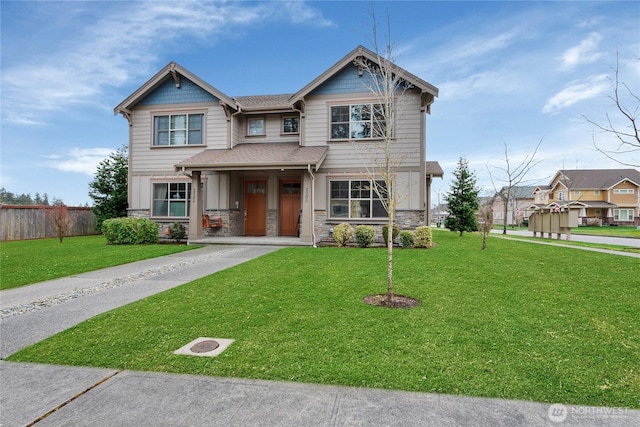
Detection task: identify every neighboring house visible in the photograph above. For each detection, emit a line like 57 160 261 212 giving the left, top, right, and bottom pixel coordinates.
531 169 640 226
491 185 537 226
114 46 441 243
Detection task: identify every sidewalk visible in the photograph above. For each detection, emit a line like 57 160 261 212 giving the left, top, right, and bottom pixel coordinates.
2 244 639 426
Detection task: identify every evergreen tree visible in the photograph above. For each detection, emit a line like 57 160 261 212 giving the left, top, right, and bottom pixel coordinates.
88 145 128 230
445 157 480 236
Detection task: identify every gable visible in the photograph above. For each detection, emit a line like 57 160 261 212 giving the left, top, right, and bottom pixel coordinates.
310 64 412 96
290 45 438 112
137 77 219 106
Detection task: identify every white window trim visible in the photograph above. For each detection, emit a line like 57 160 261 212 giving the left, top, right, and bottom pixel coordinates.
613 188 634 194
151 181 191 218
613 208 634 221
281 115 300 135
328 102 390 141
151 110 206 147
328 178 388 220
246 116 266 136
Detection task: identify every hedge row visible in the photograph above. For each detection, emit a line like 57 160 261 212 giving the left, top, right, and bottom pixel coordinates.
332 223 433 248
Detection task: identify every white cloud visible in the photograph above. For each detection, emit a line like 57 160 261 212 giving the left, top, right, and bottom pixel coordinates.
542 74 609 114
559 32 603 71
1 1 332 126
44 148 114 176
439 70 526 100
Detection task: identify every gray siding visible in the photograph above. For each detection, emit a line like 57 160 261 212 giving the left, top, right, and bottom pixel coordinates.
303 92 424 170
130 103 228 174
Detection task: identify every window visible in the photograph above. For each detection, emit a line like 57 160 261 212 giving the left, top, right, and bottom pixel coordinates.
614 188 634 194
152 183 190 217
594 190 600 196
329 179 387 219
282 116 299 134
557 191 565 201
154 113 203 146
247 117 265 136
573 190 580 196
330 103 386 140
614 209 634 221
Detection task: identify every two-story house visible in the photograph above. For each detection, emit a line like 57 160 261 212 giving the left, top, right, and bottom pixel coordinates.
491 185 538 226
532 169 640 225
114 46 441 244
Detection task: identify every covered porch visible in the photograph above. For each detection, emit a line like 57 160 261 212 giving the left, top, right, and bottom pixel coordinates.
175 142 328 244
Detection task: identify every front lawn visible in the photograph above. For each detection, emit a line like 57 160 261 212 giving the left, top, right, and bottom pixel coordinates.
0 235 200 290
572 226 640 238
8 232 640 408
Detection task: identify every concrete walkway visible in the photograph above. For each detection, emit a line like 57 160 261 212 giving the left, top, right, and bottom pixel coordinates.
1 244 639 426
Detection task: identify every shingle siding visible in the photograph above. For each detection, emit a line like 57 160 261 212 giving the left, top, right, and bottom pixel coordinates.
311 66 374 95
137 77 219 105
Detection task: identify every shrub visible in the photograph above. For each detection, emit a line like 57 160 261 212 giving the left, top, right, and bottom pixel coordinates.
333 223 354 247
382 224 400 246
355 225 376 248
102 217 159 245
168 222 186 243
399 230 415 248
414 226 433 248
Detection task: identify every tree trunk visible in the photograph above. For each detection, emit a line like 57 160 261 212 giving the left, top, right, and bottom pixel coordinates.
387 214 394 302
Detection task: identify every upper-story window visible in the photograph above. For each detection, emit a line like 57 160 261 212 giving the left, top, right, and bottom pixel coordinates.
613 188 634 194
330 103 386 140
557 191 565 201
154 113 203 146
594 190 600 195
247 117 265 136
282 116 299 134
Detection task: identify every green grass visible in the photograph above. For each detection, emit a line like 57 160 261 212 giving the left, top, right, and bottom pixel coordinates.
493 225 640 239
8 232 640 408
572 226 640 238
492 234 640 255
0 235 200 290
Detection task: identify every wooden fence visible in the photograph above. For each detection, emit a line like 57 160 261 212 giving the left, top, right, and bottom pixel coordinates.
0 205 99 241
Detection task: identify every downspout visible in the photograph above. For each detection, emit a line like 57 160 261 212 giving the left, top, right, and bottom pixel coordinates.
307 164 316 247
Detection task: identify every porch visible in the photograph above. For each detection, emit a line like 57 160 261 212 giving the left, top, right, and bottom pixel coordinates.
188 235 312 246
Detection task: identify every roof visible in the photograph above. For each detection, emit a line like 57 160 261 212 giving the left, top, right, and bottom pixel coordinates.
289 45 439 113
114 62 236 117
174 142 328 172
425 161 444 178
553 169 640 189
115 46 440 117
499 185 538 198
235 94 294 112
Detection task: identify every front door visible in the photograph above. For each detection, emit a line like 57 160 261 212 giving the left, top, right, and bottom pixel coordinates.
279 181 301 236
244 180 266 236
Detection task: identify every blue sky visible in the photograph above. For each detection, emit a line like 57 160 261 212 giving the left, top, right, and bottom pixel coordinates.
1 1 639 206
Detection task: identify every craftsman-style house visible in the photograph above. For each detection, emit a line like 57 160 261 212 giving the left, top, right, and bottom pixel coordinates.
532 169 640 226
114 46 441 244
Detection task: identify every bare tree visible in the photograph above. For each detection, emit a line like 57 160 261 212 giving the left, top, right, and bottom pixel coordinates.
353 10 415 304
478 200 494 250
585 54 639 167
46 205 73 243
487 139 543 234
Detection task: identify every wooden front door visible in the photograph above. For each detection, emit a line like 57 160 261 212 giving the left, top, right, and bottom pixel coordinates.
244 180 266 236
279 181 301 236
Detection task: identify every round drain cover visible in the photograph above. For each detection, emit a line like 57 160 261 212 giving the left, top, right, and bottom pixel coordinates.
190 340 220 353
